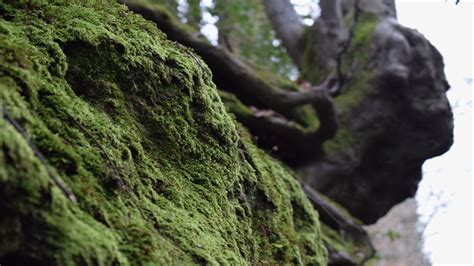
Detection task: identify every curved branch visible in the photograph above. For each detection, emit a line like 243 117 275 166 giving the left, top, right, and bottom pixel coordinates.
126 3 333 107
262 0 306 66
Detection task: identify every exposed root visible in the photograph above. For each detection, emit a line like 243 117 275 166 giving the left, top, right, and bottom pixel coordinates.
3 105 78 203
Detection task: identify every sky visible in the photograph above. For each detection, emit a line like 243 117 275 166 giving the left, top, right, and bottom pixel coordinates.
395 0 473 264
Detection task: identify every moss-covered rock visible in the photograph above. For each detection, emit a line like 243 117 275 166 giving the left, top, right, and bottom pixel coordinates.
0 1 327 264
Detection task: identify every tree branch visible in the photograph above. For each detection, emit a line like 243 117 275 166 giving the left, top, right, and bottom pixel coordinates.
220 86 336 164
262 0 306 66
309 0 347 71
335 0 360 89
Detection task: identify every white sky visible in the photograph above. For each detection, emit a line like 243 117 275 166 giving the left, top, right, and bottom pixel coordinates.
395 0 473 264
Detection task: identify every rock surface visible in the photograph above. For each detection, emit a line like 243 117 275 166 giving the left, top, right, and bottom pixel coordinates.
0 1 327 264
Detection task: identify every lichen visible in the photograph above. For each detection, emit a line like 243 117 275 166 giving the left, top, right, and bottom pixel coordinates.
0 1 326 265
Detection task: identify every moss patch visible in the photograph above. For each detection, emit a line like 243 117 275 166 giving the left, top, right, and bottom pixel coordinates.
323 13 378 155
0 1 326 265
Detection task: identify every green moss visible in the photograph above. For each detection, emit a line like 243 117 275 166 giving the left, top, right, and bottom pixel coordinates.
322 127 357 155
0 1 326 265
219 90 254 117
345 13 378 64
333 71 375 115
323 13 378 155
247 59 299 92
320 224 367 264
312 191 364 226
335 13 377 112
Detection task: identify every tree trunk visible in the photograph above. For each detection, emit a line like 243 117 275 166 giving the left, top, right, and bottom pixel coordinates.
123 2 453 262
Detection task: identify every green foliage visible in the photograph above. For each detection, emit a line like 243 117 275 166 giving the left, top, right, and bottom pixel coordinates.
138 1 308 82
145 0 179 14
213 0 296 79
150 0 201 29
0 0 327 264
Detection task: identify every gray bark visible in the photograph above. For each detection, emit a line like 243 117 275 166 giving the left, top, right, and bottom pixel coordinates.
125 0 453 225
262 0 306 66
125 1 338 158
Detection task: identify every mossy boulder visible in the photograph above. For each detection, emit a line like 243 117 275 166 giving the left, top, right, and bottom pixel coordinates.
0 1 327 264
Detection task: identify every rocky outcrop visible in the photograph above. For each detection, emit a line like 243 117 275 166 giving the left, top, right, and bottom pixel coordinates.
299 0 453 223
0 1 327 264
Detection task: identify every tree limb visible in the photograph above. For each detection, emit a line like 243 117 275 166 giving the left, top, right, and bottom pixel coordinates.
262 0 306 66
319 0 344 28
301 183 376 264
309 0 347 71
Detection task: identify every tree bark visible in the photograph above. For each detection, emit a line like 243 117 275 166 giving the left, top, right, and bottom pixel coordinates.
262 0 306 66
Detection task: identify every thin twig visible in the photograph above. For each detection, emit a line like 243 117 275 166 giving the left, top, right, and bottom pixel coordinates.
67 113 147 220
3 105 77 203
